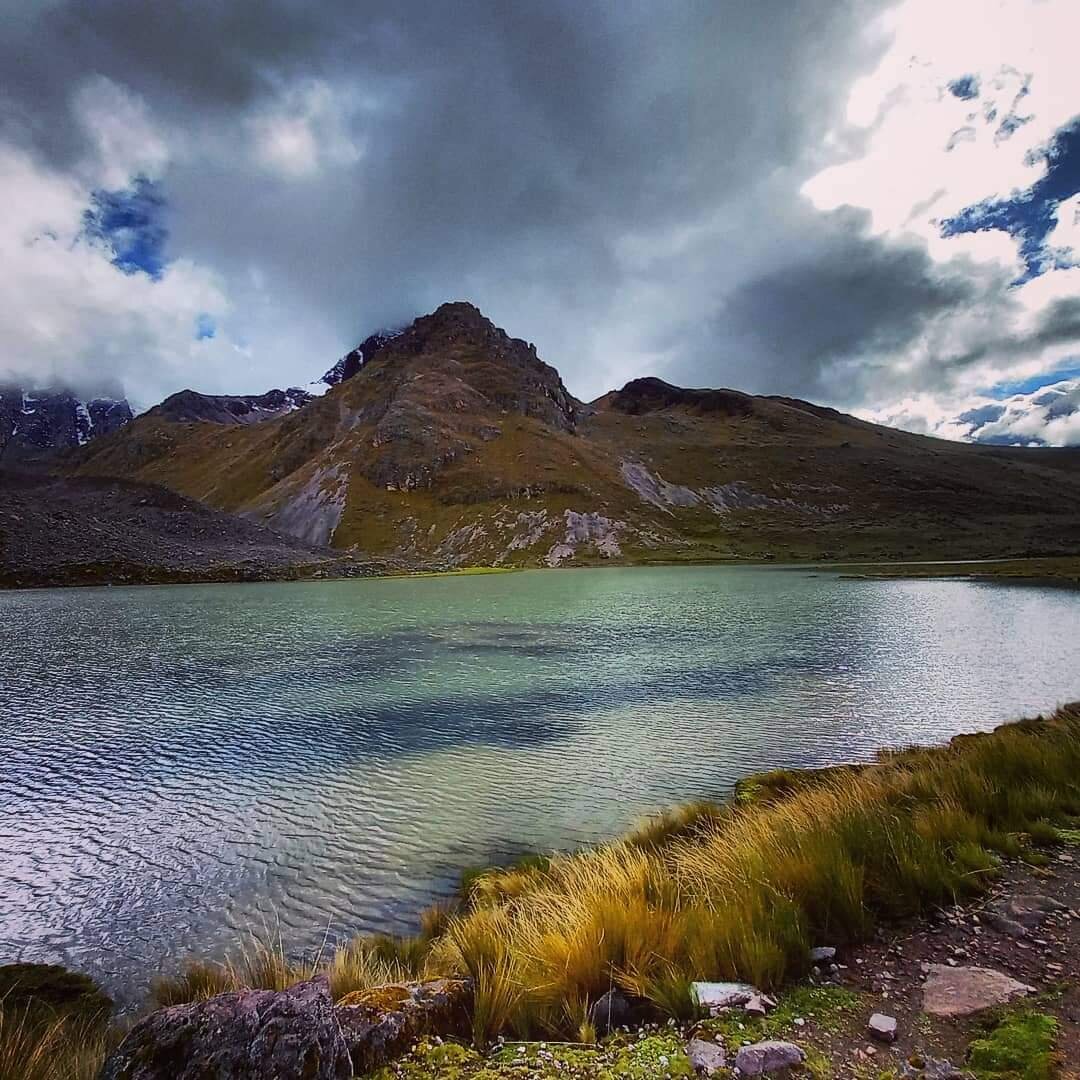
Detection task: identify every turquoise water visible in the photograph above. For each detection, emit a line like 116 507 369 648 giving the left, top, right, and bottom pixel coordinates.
1 565 1078 998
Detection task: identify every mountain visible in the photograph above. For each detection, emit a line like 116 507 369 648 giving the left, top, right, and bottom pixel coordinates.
0 385 132 461
71 301 1080 569
147 386 314 425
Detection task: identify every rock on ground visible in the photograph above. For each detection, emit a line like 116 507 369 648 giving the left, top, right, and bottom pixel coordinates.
867 1012 897 1042
335 977 471 1074
99 977 350 1080
920 964 1035 1018
732 1039 806 1076
687 1037 726 1075
588 988 631 1034
690 981 758 1012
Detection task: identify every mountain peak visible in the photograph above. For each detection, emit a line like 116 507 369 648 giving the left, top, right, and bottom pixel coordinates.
597 377 754 417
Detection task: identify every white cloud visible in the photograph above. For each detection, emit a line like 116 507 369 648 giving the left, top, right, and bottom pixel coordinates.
0 142 231 408
248 80 364 180
801 0 1080 443
72 76 171 188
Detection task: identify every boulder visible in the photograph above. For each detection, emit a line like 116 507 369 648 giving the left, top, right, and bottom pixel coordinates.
808 947 836 963
921 964 1035 1018
868 1013 897 1043
99 977 350 1080
690 981 757 1012
732 1039 806 1076
687 1037 726 1076
335 977 471 1074
588 988 631 1034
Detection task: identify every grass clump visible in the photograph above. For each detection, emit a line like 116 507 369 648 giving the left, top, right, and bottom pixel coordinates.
0 1009 113 1080
424 704 1080 1039
966 1010 1059 1080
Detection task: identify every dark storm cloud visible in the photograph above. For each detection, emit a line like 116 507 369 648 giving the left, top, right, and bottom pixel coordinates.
1 0 906 402
710 207 976 400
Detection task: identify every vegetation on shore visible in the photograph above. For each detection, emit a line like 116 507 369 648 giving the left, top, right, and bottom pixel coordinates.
834 554 1080 586
3 705 1078 1077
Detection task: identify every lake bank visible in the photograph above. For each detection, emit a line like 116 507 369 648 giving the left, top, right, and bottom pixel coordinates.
6 549 1080 591
6 704 1079 1077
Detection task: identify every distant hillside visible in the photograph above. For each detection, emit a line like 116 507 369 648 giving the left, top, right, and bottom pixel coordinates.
0 385 132 461
71 301 1080 569
0 471 358 588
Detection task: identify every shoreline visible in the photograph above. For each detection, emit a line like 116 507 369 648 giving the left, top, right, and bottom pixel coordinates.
6 704 1079 1077
4 552 1080 592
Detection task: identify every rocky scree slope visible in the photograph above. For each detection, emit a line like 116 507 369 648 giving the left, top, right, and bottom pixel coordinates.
71 302 1080 570
0 470 352 588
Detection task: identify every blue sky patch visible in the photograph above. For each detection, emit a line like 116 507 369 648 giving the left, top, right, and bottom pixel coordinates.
982 360 1080 399
195 313 216 340
948 75 979 101
940 115 1080 282
82 176 169 279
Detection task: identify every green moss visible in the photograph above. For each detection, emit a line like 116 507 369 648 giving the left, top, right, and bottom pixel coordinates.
368 1033 697 1078
609 1033 693 1077
370 1038 484 1078
966 1010 1058 1080
699 985 863 1052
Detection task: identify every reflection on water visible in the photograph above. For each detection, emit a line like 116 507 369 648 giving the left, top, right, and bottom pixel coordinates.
1 565 1078 999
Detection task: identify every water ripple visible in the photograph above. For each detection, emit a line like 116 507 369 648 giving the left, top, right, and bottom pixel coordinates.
1 566 1079 1001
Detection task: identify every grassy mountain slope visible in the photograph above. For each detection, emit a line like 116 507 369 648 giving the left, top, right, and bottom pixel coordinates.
72 302 1080 568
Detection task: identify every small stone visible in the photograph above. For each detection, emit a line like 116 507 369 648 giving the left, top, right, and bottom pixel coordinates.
733 1040 806 1076
809 946 836 963
688 1038 726 1076
868 1013 897 1043
743 994 770 1018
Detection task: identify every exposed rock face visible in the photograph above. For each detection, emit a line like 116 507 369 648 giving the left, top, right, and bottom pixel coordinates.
321 329 404 386
921 964 1035 1018
732 1039 806 1075
99 977 350 1080
147 387 312 425
335 978 471 1074
0 385 132 458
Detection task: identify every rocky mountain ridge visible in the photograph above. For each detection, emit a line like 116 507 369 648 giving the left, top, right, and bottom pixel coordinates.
47 300 1080 573
0 385 132 460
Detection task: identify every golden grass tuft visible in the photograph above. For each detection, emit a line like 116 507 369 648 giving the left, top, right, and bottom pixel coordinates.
0 1007 113 1080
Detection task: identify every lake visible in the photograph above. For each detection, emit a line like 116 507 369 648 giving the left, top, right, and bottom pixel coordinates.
1 565 1078 1000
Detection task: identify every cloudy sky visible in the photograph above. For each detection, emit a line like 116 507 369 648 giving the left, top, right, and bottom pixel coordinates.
2 0 1079 444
